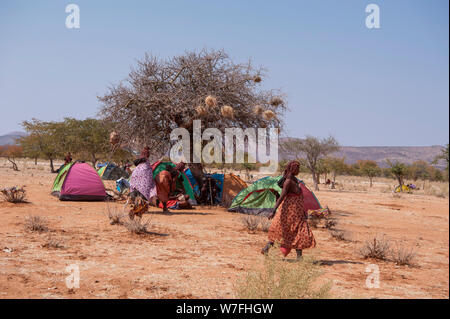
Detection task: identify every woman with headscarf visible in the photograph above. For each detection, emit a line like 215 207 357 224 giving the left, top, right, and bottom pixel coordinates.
155 162 188 212
128 147 157 218
261 160 316 260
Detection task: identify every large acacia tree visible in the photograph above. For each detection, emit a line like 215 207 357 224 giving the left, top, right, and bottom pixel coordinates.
98 49 286 181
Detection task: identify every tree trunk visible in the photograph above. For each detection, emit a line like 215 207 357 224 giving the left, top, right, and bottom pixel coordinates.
369 176 373 187
7 158 18 171
91 154 97 168
49 158 55 173
34 157 37 165
312 170 319 191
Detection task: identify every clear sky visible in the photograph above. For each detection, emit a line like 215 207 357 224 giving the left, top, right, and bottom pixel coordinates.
0 0 448 146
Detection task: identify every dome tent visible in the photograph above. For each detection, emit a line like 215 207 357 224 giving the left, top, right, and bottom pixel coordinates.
51 162 108 201
228 176 321 216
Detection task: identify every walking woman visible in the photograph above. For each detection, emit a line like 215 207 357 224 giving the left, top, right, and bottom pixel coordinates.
261 160 316 260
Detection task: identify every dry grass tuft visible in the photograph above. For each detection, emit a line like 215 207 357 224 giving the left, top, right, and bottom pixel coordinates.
25 215 48 232
107 208 125 225
123 217 151 235
259 217 271 232
390 245 417 267
1 186 27 203
330 230 352 242
358 235 391 260
205 95 217 107
235 245 331 299
240 215 260 231
42 237 64 249
221 105 234 118
308 215 320 228
324 218 338 230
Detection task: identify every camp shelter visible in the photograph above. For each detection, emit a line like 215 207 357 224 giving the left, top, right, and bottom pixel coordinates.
151 161 197 205
97 162 129 180
207 173 247 206
222 173 247 206
51 162 107 201
228 176 321 216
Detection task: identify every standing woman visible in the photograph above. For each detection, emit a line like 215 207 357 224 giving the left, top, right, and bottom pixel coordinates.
261 160 316 260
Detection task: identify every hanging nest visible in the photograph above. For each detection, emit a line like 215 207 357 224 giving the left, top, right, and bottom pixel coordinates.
262 110 276 121
205 95 217 108
196 105 207 116
253 105 263 115
221 105 234 118
253 76 262 83
269 97 284 107
109 131 120 145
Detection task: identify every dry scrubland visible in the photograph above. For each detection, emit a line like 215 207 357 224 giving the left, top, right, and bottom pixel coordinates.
0 159 448 299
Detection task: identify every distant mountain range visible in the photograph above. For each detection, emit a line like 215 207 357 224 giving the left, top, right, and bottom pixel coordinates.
0 132 446 169
280 138 446 169
0 131 26 145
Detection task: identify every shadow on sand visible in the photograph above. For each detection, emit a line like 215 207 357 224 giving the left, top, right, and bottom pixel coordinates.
146 210 212 216
316 259 363 266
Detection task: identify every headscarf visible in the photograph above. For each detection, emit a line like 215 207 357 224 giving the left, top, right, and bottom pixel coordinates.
277 160 300 188
134 146 150 166
64 152 72 164
141 146 150 159
175 162 186 172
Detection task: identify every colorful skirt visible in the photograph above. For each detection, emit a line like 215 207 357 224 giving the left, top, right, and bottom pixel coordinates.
268 193 316 251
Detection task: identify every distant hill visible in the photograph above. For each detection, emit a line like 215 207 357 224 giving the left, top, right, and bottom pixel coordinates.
0 131 26 145
280 138 446 169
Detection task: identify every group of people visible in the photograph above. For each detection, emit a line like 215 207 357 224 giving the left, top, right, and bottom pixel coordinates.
58 148 316 259
129 150 316 259
128 147 191 217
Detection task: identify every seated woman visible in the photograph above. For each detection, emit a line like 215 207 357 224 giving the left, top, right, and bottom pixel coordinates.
155 162 189 212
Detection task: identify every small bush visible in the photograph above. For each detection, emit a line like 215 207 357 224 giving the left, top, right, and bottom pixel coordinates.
391 245 417 267
259 217 271 232
324 218 337 230
123 217 151 235
1 186 27 203
235 245 331 299
25 215 48 232
330 230 352 242
107 209 125 225
358 236 391 260
308 215 320 228
42 237 64 249
240 215 260 232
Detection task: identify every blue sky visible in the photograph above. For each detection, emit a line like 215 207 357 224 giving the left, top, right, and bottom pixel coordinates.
0 0 448 146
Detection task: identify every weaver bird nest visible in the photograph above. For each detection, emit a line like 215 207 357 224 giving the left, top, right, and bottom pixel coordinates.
262 110 276 121
221 105 234 118
205 95 218 108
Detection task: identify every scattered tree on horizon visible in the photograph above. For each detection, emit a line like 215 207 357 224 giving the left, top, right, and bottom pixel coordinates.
0 145 22 171
357 160 381 187
281 136 340 191
387 160 407 189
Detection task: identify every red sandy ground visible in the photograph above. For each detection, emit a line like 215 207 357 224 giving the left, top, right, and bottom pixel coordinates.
0 165 448 298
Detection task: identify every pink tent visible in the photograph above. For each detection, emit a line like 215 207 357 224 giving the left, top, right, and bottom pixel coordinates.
60 162 107 201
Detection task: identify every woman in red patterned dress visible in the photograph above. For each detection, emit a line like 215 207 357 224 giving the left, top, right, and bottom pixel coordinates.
261 160 316 260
